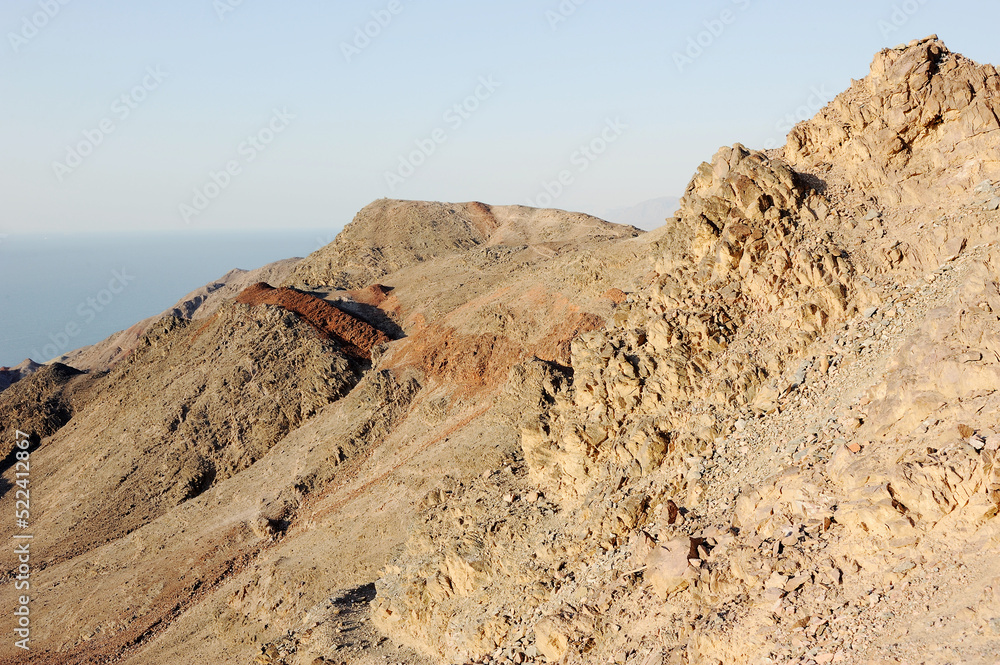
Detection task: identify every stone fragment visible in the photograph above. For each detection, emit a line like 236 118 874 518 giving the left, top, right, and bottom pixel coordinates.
665 499 679 525
533 619 569 662
646 538 696 599
784 573 811 592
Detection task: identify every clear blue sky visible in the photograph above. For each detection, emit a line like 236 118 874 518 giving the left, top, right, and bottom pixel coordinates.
2 0 998 233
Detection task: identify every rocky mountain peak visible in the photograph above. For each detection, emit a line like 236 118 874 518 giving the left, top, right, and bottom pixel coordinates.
286 199 638 289
786 35 1000 205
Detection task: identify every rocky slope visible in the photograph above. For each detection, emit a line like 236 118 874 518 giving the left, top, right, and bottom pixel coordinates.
369 36 1000 665
285 200 637 289
0 195 639 664
2 35 1000 665
0 359 41 393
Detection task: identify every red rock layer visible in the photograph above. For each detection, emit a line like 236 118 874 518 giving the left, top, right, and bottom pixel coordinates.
347 283 392 308
236 283 390 360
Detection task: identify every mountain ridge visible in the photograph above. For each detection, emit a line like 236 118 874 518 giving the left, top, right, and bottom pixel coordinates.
2 35 1000 665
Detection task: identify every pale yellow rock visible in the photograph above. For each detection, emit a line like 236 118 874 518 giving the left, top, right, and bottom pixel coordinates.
646 538 695 599
533 619 570 662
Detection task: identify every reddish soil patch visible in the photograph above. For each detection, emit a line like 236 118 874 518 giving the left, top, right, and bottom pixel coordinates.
602 288 628 305
398 328 521 395
536 311 605 363
394 311 605 396
347 283 393 308
236 283 390 360
465 201 499 237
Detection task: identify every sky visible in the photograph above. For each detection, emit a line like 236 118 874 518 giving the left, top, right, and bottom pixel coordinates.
2 0 1000 234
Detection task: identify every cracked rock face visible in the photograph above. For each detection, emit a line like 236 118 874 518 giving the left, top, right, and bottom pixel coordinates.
785 36 1000 206
368 39 1000 665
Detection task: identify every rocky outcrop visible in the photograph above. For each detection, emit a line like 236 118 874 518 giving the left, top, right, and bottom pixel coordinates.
368 39 1000 665
786 35 1000 207
235 282 391 360
516 143 874 504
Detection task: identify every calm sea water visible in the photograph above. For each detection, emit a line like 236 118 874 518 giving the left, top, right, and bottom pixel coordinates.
0 230 339 367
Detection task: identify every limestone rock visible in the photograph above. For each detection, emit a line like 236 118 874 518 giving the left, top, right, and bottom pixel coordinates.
646 538 697 599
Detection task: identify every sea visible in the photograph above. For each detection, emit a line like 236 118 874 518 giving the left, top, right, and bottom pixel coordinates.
0 229 339 368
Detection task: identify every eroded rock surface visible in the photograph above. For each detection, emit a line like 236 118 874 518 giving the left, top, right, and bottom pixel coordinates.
370 38 1000 665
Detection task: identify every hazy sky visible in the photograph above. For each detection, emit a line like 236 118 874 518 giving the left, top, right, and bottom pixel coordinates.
2 0 999 233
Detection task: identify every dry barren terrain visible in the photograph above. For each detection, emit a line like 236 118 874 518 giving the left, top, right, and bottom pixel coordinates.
2 36 1000 665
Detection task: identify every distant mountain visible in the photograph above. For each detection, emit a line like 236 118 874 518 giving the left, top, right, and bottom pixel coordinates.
601 195 680 230
53 257 303 373
0 358 40 393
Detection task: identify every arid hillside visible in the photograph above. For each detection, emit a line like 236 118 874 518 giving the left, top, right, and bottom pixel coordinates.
0 197 641 664
2 35 1000 665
